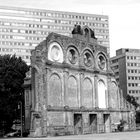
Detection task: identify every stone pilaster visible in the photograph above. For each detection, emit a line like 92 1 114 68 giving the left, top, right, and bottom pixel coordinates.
42 70 48 136
91 75 95 108
94 74 98 108
80 72 84 107
46 67 51 107
107 76 111 108
63 68 69 106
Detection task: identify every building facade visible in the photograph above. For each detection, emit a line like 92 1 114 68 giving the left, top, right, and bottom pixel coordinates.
0 6 109 64
24 26 135 137
110 48 140 104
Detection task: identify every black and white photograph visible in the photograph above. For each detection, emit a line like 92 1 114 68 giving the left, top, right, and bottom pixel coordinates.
0 0 140 139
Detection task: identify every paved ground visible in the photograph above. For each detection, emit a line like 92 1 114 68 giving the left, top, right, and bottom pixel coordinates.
2 131 140 140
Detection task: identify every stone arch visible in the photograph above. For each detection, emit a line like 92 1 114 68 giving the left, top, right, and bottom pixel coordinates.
82 77 93 107
66 44 79 64
83 26 96 39
96 52 107 70
96 51 108 61
67 44 80 55
67 75 78 107
84 28 90 37
98 79 106 108
48 41 64 63
48 73 62 107
49 72 61 80
110 81 118 108
83 26 90 38
82 49 94 67
82 48 94 56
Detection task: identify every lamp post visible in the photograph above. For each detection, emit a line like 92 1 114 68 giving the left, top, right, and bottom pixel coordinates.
18 101 22 137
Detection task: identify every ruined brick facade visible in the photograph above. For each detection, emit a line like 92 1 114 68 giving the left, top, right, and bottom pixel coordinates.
24 26 136 137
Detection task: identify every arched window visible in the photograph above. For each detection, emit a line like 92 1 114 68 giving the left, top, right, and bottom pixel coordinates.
97 53 107 70
98 80 106 108
110 82 118 108
48 74 62 106
83 50 94 67
67 76 78 107
82 78 93 107
84 28 89 38
48 42 63 63
67 46 79 64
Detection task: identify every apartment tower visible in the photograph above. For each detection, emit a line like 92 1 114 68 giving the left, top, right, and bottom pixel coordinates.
0 6 109 64
110 48 140 104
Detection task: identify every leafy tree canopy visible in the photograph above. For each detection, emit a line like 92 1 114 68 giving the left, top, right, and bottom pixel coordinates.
126 94 139 109
0 54 30 133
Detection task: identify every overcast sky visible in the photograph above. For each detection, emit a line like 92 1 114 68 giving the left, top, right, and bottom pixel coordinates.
0 0 140 57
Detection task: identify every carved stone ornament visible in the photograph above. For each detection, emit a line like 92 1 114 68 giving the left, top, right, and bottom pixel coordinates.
51 45 61 61
83 52 92 67
48 42 63 63
68 49 78 64
98 54 106 70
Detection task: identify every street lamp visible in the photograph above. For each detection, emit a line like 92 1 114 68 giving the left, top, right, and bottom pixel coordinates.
18 101 22 137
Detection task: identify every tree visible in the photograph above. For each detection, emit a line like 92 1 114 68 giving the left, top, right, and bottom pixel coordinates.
0 54 29 134
126 94 139 109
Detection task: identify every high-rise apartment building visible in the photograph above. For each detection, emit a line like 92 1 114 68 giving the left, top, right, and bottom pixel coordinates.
0 6 109 64
110 48 140 103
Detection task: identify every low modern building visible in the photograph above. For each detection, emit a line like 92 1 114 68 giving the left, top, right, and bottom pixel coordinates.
110 48 140 104
24 26 135 137
0 6 110 65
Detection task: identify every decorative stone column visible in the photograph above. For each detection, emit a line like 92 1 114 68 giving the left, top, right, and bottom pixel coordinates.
80 72 84 107
41 70 48 136
63 68 69 133
94 74 98 108
46 67 51 107
107 76 111 108
63 68 69 106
